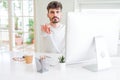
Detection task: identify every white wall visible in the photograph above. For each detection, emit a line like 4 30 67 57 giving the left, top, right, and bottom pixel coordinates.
78 0 120 56
34 0 74 52
77 0 120 10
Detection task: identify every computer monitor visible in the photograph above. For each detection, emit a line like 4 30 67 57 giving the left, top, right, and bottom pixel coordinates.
66 12 120 64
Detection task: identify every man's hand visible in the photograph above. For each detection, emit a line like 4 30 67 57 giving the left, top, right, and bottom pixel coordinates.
41 24 51 34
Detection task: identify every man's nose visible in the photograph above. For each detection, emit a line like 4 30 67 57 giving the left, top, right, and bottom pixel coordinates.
54 12 57 16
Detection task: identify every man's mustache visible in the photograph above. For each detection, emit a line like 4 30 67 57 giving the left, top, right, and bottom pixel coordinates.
52 16 59 19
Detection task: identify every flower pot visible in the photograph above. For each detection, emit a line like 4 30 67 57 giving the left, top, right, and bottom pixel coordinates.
59 63 66 70
15 37 23 45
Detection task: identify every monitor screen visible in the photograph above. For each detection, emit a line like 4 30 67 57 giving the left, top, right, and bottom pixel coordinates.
66 12 120 64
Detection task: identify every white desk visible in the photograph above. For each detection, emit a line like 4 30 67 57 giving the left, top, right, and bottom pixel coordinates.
0 52 120 80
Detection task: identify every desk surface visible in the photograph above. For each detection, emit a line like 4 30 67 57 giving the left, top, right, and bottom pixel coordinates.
0 52 120 80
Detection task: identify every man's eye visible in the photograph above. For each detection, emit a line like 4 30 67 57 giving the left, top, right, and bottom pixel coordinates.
50 11 54 14
57 11 60 13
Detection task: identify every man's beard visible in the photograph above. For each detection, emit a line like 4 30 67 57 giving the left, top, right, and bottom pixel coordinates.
51 17 60 23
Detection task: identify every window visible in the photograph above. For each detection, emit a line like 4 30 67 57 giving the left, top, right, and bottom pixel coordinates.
0 0 35 53
0 0 9 52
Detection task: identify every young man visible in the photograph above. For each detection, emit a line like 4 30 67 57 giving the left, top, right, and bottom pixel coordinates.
40 1 65 53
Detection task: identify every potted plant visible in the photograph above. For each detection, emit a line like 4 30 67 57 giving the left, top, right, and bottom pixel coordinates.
58 55 66 70
15 31 23 45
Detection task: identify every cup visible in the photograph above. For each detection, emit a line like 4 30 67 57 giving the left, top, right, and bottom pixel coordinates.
24 55 33 64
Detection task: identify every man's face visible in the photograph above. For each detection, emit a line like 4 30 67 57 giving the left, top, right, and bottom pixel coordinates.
47 8 62 24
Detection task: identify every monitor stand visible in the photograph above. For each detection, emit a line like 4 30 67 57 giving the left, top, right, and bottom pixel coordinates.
83 36 112 72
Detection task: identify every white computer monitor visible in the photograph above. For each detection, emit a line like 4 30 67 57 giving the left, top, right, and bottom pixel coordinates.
66 12 120 64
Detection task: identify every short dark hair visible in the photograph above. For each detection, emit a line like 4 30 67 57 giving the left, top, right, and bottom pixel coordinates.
47 1 62 12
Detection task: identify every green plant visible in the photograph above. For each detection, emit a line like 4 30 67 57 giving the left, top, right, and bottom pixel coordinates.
2 0 8 9
58 55 65 63
15 31 23 38
28 19 34 27
26 32 34 44
15 16 19 30
26 18 34 44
